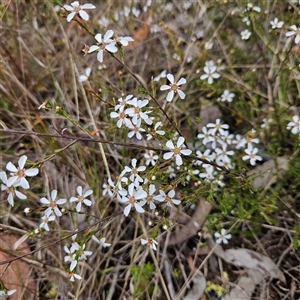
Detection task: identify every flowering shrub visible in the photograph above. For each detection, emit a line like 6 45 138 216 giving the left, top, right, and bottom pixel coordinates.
0 1 300 299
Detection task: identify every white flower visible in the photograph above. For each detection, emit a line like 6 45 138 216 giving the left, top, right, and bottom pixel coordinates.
144 150 158 166
153 70 167 82
246 3 261 13
270 18 284 29
64 245 77 270
287 115 300 134
120 183 147 216
261 118 273 129
145 184 157 210
63 1 96 22
286 25 300 44
214 228 232 244
78 67 91 82
206 119 229 136
125 98 152 125
241 29 251 40
88 30 118 63
92 235 111 247
6 155 39 189
0 289 17 297
69 271 82 282
200 65 220 84
0 171 27 207
115 36 134 46
40 190 67 217
154 189 181 207
160 73 186 102
114 94 133 112
146 121 165 140
110 107 132 128
242 145 262 166
70 186 93 212
197 126 214 145
220 90 235 102
141 238 158 251
123 158 146 185
215 144 234 164
39 214 55 232
163 136 192 166
195 149 214 166
242 16 250 26
127 119 146 140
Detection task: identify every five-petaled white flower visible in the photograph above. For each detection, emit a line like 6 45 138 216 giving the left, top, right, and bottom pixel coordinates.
200 65 220 84
242 144 263 166
214 228 232 244
6 155 39 189
88 30 118 63
39 214 55 232
160 73 186 102
241 29 251 40
220 90 235 102
92 235 111 247
70 186 93 212
270 18 284 29
0 171 27 207
120 183 147 216
63 1 96 22
154 189 181 206
123 158 146 184
141 238 158 251
286 25 300 44
287 115 300 134
40 190 67 217
163 136 192 166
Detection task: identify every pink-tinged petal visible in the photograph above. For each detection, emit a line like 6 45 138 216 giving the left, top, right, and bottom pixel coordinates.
84 190 93 197
54 207 62 217
104 29 114 41
177 136 185 147
76 202 82 212
25 168 39 177
134 203 145 213
77 186 83 195
83 199 92 206
177 90 185 99
18 155 27 169
106 43 118 53
163 152 174 160
82 3 96 9
70 196 78 202
51 190 57 200
172 199 181 205
166 73 174 84
20 177 30 189
160 84 171 91
166 141 174 149
97 50 103 63
180 149 192 156
177 78 186 85
166 91 174 102
15 190 27 200
40 197 50 204
79 10 89 20
56 198 67 205
124 204 132 216
6 162 17 173
175 155 183 166
67 12 76 22
63 5 73 11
